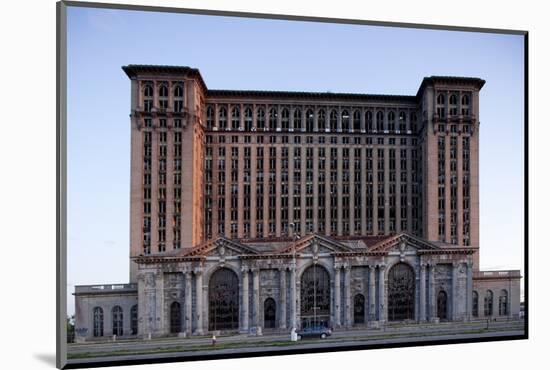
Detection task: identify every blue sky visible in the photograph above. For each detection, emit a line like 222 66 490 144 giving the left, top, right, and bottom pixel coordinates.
66 6 524 315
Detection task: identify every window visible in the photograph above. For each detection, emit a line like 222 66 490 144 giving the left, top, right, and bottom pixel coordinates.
294 108 302 130
174 85 183 112
219 107 227 129
231 106 240 130
388 263 415 321
437 291 448 320
244 107 253 130
353 110 361 131
209 268 239 330
484 290 494 316
281 108 290 130
143 84 153 112
306 109 314 131
499 290 508 316
341 110 350 131
269 107 278 130
461 94 471 116
330 110 338 131
257 107 265 129
264 298 276 329
300 265 330 329
130 305 138 335
206 106 214 129
170 302 181 333
449 94 458 116
93 307 104 337
353 294 365 324
472 291 479 317
376 111 384 131
318 109 326 131
112 306 123 336
158 85 168 110
366 111 373 132
388 111 395 131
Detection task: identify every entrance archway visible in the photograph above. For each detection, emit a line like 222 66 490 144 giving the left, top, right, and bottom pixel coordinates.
300 264 331 328
208 268 239 331
437 290 448 320
387 263 415 321
354 294 365 324
264 298 276 329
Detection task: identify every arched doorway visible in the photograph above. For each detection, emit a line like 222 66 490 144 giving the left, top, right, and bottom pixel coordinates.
354 294 365 324
264 298 276 329
388 263 415 321
437 291 448 320
208 268 239 331
170 302 181 333
300 264 330 329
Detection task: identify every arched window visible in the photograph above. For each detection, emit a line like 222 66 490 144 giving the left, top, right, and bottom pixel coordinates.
206 105 214 130
388 111 395 131
209 268 239 331
293 108 302 130
437 290 448 320
499 290 508 316
170 301 181 333
353 110 361 131
231 106 240 130
244 107 253 130
353 294 365 324
306 109 314 132
484 290 494 316
318 109 326 131
158 85 168 110
143 84 153 112
264 298 276 329
218 107 227 129
281 108 290 130
112 306 123 336
269 107 278 131
174 85 183 112
300 265 330 329
437 93 445 105
461 94 470 116
329 110 338 131
93 307 104 337
341 110 350 131
449 94 458 105
257 107 265 129
388 263 415 321
410 112 417 133
399 111 407 131
376 111 384 131
449 94 458 116
436 93 445 118
366 111 373 132
472 291 479 317
130 305 138 335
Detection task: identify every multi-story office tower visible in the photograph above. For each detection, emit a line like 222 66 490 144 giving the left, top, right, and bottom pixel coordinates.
73 65 520 341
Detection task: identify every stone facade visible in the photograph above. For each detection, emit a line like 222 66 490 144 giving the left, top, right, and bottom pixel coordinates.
73 65 521 341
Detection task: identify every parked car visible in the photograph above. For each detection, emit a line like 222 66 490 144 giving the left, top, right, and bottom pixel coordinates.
296 325 332 340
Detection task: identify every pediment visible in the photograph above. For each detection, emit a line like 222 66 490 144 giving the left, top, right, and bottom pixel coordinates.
277 234 353 254
368 233 440 253
182 237 259 257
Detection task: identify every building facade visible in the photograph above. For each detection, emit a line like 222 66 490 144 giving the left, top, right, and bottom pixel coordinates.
73 65 521 341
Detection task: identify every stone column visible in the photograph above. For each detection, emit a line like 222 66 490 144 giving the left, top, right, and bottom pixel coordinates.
195 270 204 335
290 262 297 329
344 265 351 327
452 262 459 320
242 268 249 332
378 265 386 323
184 272 192 335
253 269 260 328
429 264 437 322
369 265 376 322
334 265 341 327
419 263 427 322
279 268 287 329
466 261 473 321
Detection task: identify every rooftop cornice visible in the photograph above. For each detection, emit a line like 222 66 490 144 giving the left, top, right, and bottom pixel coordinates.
121 64 208 92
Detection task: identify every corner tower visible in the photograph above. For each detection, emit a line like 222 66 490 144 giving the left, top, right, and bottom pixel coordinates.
123 65 207 282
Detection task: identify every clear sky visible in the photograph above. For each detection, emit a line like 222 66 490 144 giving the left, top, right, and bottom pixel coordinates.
66 6 525 315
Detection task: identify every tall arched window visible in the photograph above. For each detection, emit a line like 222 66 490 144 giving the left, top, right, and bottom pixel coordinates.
329 110 338 131
300 265 330 329
353 294 365 324
472 291 479 317
264 298 276 329
449 94 458 116
353 110 361 131
388 111 395 131
399 111 407 131
388 263 415 321
170 301 181 333
173 85 183 112
293 108 302 130
112 306 123 336
219 107 227 129
231 106 240 130
437 93 445 105
244 107 253 130
366 111 373 132
130 305 138 335
461 94 470 116
341 110 350 131
257 107 265 129
318 109 326 131
484 290 494 316
436 93 445 118
209 268 239 331
158 85 168 110
499 290 508 316
410 112 417 133
437 290 448 320
376 111 384 131
281 108 290 130
306 109 314 132
93 307 104 337
269 107 278 130
206 105 214 130
143 84 153 112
